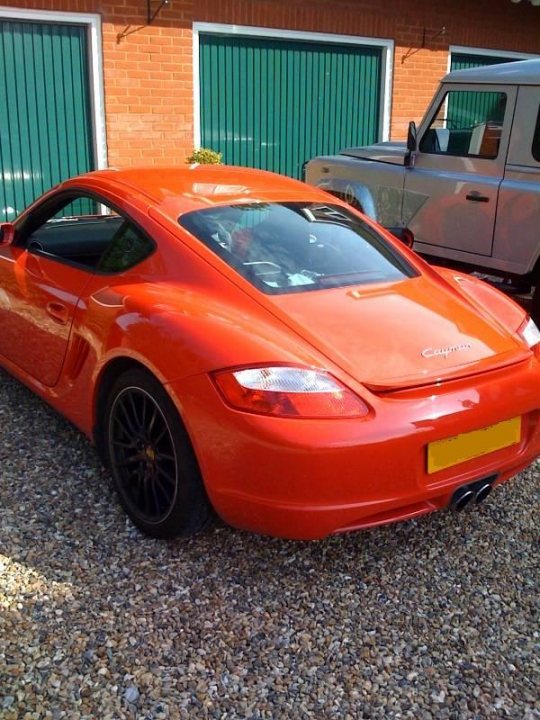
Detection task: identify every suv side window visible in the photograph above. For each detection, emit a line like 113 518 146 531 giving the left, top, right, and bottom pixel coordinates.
532 105 540 162
420 90 507 159
22 194 155 273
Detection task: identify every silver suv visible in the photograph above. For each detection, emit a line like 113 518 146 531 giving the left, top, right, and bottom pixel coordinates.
305 59 540 319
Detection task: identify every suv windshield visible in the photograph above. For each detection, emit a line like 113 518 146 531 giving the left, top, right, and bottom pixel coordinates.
179 202 417 294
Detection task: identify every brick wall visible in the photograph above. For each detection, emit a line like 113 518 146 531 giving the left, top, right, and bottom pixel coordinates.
1 0 540 168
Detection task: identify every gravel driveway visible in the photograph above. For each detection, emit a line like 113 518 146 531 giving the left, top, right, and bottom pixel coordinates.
0 368 538 720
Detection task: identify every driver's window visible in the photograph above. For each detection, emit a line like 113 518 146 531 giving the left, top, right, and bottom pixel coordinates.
419 90 507 159
27 194 154 273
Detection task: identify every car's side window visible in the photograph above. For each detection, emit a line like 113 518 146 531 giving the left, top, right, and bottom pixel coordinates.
532 105 540 163
419 90 507 159
24 194 155 273
98 220 155 273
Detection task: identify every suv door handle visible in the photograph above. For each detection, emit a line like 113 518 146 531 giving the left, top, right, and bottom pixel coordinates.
466 191 490 203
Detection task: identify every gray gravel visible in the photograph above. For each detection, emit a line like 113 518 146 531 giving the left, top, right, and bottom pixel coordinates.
0 368 538 720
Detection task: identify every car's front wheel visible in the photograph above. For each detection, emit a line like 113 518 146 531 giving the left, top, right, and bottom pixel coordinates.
104 368 213 538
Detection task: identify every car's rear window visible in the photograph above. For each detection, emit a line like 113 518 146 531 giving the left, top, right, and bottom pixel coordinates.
179 202 417 294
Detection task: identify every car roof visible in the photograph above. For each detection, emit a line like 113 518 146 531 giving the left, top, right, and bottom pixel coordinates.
77 165 326 218
443 58 540 85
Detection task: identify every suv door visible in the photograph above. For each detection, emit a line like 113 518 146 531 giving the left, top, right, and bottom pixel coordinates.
491 85 540 276
403 83 517 259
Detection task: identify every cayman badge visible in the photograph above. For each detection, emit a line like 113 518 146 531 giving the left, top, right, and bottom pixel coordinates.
421 343 472 359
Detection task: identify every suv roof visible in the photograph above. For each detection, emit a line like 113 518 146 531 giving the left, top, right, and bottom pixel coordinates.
443 58 540 86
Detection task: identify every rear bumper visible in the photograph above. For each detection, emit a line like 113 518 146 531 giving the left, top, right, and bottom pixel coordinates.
169 358 540 540
211 456 535 540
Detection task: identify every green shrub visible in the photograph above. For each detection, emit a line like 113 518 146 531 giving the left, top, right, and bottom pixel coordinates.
186 148 222 165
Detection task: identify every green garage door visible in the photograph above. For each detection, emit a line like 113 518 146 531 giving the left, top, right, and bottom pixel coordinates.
0 19 95 220
450 52 518 73
199 34 382 179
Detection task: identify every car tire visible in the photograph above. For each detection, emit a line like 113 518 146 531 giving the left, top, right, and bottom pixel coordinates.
103 368 213 538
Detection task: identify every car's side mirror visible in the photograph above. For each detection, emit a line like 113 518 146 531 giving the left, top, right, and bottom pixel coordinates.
0 223 15 245
406 121 417 152
405 121 418 169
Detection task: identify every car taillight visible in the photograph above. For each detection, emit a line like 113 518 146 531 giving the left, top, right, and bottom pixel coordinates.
212 366 369 419
518 316 540 350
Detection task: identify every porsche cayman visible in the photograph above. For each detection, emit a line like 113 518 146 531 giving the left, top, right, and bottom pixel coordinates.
0 166 539 539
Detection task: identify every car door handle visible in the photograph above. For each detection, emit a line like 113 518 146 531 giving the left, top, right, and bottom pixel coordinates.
466 192 490 203
46 301 68 324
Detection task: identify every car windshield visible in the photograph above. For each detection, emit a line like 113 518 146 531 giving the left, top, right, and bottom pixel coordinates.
179 202 417 294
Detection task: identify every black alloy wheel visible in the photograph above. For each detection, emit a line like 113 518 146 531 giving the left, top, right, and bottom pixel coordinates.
104 368 213 538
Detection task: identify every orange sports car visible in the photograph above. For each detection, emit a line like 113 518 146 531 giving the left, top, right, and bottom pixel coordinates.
0 166 539 540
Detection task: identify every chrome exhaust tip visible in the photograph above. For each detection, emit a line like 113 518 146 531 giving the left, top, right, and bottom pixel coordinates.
474 482 492 505
450 486 474 511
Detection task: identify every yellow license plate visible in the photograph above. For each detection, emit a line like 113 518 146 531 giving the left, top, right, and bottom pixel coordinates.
427 417 522 474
